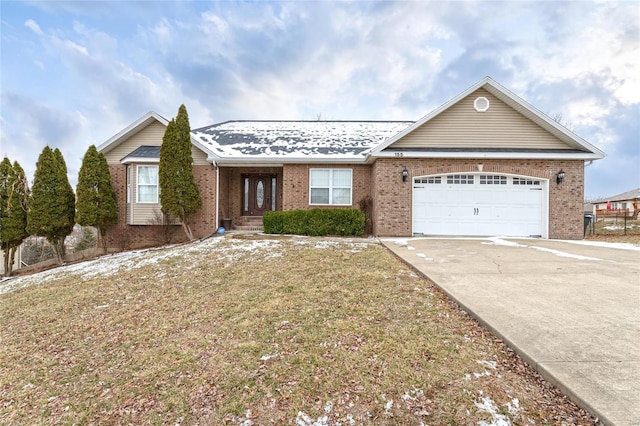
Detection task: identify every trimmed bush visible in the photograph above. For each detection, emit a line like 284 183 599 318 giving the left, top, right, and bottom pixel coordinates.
264 209 365 236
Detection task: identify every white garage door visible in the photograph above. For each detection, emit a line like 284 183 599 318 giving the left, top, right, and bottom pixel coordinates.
412 174 547 237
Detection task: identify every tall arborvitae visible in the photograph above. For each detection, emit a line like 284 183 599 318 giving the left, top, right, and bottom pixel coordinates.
159 104 202 240
0 160 29 276
0 158 12 275
76 145 118 251
27 147 76 264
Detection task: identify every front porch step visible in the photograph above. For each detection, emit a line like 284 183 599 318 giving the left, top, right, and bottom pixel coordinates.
233 225 264 231
232 216 264 232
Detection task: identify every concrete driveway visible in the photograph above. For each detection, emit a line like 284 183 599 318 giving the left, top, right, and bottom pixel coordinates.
381 237 640 426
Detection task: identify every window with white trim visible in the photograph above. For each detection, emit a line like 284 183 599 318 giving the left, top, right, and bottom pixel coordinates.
137 165 159 203
310 169 352 205
512 177 541 186
126 165 131 203
447 175 474 184
415 177 442 184
480 175 507 185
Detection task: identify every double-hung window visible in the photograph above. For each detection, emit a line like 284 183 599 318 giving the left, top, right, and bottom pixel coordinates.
309 169 352 205
137 165 159 203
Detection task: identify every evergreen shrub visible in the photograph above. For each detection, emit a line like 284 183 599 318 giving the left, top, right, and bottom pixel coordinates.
263 209 365 236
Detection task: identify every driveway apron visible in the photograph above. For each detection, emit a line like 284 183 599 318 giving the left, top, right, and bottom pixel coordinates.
381 237 640 426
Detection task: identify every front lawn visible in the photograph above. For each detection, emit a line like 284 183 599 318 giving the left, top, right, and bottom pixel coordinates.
0 236 594 425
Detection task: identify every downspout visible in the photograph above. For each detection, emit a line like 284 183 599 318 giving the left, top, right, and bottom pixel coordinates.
214 160 219 231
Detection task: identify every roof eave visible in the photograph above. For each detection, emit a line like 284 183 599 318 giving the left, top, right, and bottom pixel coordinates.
121 157 160 164
214 156 369 165
371 151 604 160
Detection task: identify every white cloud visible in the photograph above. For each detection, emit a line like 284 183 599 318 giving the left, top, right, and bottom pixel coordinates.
24 19 43 35
3 0 639 196
52 36 89 56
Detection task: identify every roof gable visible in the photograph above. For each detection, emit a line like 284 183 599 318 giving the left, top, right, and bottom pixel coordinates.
98 111 214 163
371 77 605 160
98 112 169 155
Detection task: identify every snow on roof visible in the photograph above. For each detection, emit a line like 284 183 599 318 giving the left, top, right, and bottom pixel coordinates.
191 121 414 160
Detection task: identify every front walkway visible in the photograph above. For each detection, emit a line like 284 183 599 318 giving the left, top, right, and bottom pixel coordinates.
381 237 640 426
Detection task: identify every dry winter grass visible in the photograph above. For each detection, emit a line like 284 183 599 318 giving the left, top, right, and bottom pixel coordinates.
587 219 640 245
0 235 595 425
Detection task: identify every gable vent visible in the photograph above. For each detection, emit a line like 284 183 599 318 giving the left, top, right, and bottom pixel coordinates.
474 96 490 112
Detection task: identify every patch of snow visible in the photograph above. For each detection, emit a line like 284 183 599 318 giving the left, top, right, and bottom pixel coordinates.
506 398 521 415
407 246 415 251
296 411 329 426
0 237 286 295
401 388 423 402
383 399 393 415
556 239 640 251
260 353 279 361
474 396 512 426
386 238 409 247
324 401 333 413
415 253 433 260
482 237 606 261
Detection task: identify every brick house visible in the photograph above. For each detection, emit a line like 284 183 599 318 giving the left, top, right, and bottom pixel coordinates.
98 77 605 249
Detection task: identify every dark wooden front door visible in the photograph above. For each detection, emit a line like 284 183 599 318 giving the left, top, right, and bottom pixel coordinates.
243 175 276 216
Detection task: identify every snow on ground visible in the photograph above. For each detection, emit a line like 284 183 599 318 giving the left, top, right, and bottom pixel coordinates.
482 237 609 261
1 236 374 296
475 395 521 426
556 239 640 251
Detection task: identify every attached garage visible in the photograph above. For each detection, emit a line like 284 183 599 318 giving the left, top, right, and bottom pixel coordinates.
412 173 548 237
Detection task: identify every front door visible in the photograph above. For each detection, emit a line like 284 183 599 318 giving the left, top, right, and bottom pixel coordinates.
243 175 276 216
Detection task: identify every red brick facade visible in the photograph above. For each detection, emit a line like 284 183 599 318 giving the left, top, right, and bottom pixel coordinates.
371 158 584 239
104 157 585 249
282 164 372 211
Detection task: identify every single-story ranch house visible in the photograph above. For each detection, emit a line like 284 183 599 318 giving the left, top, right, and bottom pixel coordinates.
98 77 605 249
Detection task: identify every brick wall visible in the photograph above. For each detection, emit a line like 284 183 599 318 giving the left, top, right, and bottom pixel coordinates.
372 158 585 239
104 164 219 250
282 164 372 210
104 158 586 247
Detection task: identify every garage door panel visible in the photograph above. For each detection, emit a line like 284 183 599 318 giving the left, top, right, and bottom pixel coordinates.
412 174 546 237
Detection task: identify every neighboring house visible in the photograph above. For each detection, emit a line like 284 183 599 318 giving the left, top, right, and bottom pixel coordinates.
593 188 640 218
98 77 605 248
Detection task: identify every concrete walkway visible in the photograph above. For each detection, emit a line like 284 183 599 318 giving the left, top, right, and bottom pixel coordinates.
380 237 640 426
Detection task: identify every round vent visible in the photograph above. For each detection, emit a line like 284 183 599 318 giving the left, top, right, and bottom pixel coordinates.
474 96 490 112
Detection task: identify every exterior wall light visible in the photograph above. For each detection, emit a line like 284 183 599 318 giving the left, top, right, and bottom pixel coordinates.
556 169 565 185
402 167 409 182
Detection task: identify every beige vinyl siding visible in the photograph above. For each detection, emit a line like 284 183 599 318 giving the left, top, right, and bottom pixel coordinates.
127 163 163 225
390 88 573 150
103 121 209 165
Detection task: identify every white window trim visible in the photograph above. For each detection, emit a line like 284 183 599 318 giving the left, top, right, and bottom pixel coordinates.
126 165 131 203
309 168 353 206
136 164 159 204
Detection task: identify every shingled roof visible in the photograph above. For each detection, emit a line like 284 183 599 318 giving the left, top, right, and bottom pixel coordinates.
192 120 414 160
596 188 640 203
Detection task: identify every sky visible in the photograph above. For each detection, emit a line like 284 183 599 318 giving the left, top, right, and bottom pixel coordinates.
1 0 638 200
